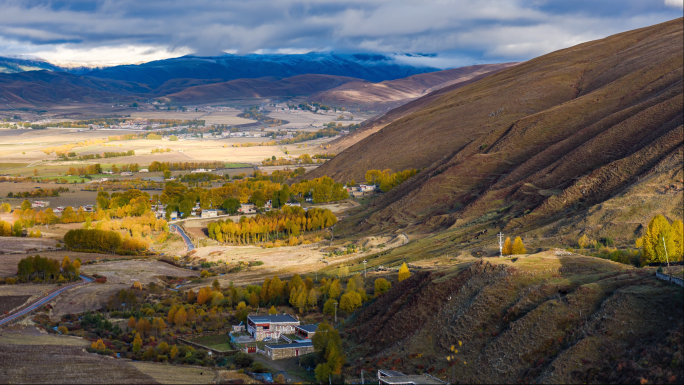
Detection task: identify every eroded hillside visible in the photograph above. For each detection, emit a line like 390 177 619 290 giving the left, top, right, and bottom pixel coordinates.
305 18 683 247
344 253 684 384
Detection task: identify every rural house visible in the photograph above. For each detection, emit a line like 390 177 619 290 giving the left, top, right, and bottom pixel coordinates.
294 324 317 339
264 340 315 360
247 314 299 341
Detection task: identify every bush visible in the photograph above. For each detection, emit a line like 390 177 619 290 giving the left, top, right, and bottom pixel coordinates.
6 277 16 285
57 326 68 334
234 352 254 368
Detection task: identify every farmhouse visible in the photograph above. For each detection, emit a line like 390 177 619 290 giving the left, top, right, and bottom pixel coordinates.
239 203 256 214
377 370 447 385
294 324 318 339
201 209 218 218
247 314 299 341
138 169 149 173
264 340 315 360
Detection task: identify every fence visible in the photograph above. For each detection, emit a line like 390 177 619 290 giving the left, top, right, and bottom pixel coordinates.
655 271 684 288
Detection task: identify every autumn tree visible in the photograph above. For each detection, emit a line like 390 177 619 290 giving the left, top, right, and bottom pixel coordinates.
502 237 513 255
169 345 179 359
642 215 677 265
187 290 196 303
312 322 345 382
269 305 278 315
197 287 213 305
132 333 143 352
374 278 391 295
323 299 337 315
174 307 187 326
512 237 526 255
91 339 106 350
127 316 137 329
212 279 221 291
137 318 152 336
398 262 410 282
671 220 683 261
339 292 361 313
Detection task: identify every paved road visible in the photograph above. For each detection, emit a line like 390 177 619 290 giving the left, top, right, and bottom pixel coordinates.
0 275 94 327
170 224 194 251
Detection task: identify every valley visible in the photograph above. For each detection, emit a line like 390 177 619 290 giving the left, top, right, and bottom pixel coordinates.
0 15 681 385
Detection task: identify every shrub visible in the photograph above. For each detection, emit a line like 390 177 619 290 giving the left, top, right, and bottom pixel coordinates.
57 326 68 334
6 277 16 285
234 352 254 368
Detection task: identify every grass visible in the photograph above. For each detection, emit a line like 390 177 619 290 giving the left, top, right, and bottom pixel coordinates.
190 333 234 351
129 362 215 384
224 163 252 169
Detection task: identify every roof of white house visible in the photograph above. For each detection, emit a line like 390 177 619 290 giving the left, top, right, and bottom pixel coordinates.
248 314 298 324
265 341 313 350
295 324 318 333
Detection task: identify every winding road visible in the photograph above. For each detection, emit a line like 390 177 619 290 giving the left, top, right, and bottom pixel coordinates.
170 224 195 251
0 275 94 327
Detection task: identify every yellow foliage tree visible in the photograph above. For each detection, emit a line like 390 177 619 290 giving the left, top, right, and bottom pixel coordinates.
174 307 187 326
132 333 142 352
502 237 513 255
512 237 526 255
91 339 106 350
127 316 137 329
269 305 278 315
61 256 71 270
197 287 213 305
642 215 676 265
398 262 410 282
671 220 683 261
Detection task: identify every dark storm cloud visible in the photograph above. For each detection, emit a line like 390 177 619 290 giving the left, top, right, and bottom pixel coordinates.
0 0 681 66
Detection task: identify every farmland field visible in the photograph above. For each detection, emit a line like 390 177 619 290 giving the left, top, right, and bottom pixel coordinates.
129 362 217 385
189 333 233 351
0 343 158 384
201 110 257 125
80 260 199 284
0 325 89 347
50 283 128 319
0 295 31 314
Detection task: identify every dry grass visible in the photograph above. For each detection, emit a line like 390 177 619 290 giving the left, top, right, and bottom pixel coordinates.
0 251 120 278
201 110 256 125
129 362 216 385
0 326 88 347
51 283 128 319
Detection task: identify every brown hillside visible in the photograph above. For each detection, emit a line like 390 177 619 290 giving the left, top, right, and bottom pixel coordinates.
165 74 364 104
345 254 684 384
306 18 683 243
307 62 518 112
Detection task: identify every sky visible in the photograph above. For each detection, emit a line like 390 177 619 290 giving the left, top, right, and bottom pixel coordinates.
0 0 681 68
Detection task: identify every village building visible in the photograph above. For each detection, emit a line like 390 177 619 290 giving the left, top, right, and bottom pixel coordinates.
377 370 448 385
120 172 133 176
294 324 317 339
239 203 256 214
247 314 299 341
138 169 149 173
201 209 218 218
31 201 50 208
264 340 315 360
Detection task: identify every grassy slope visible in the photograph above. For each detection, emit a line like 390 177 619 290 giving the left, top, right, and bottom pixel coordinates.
343 252 684 384
304 18 683 251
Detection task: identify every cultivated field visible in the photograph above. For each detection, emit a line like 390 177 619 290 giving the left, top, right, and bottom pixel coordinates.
266 109 367 131
0 236 59 253
201 110 257 125
0 343 158 384
0 325 88 347
0 250 122 277
50 283 128 319
80 260 199 284
128 110 207 120
129 362 216 385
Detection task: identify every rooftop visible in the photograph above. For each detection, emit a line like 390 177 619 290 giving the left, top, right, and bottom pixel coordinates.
248 314 298 324
265 341 313 350
295 324 318 333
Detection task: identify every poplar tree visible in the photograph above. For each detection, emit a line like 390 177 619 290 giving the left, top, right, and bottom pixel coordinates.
642 215 676 265
512 237 526 254
398 262 410 282
502 237 513 255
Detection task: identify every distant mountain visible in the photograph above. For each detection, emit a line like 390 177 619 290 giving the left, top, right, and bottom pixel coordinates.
85 53 441 87
165 74 365 104
0 56 62 74
307 62 519 111
0 70 149 106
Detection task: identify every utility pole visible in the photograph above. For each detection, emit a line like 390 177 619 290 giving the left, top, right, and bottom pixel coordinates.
361 369 364 385
497 232 504 258
663 236 670 268
333 301 338 323
363 260 367 278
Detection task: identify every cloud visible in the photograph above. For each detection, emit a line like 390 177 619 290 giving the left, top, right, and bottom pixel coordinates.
0 0 680 67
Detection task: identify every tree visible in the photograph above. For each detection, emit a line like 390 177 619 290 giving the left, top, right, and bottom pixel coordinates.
187 290 196 304
197 287 213 305
21 200 31 210
13 220 22 237
306 288 318 310
503 237 513 255
57 325 68 335
167 307 177 325
169 345 179 359
512 237 526 254
212 279 221 291
174 307 187 326
91 339 106 350
269 305 278 315
61 256 71 271
249 291 260 307
137 318 152 336
398 262 410 282
642 215 676 265
339 292 362 313
132 333 142 352
312 322 344 380
323 298 337 315
127 316 137 329
374 278 391 295
153 317 166 335
222 198 241 214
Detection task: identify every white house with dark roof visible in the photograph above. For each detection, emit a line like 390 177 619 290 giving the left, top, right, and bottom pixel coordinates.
247 314 299 341
264 340 315 360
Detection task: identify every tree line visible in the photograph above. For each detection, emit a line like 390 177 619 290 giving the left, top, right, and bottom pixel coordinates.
206 206 337 244
365 168 418 192
16 255 81 283
7 187 68 198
